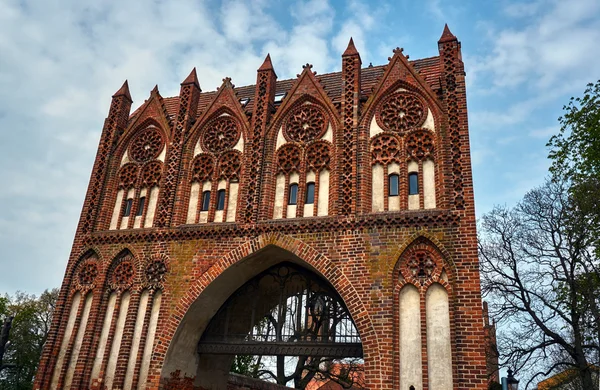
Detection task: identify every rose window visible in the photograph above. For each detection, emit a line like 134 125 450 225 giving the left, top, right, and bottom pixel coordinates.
129 128 164 163
146 260 167 284
284 105 327 143
378 93 427 133
202 117 240 153
78 263 98 286
113 261 135 286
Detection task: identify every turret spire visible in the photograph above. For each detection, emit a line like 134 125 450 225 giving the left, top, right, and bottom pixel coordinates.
112 80 132 102
438 23 457 43
181 67 200 89
343 37 359 57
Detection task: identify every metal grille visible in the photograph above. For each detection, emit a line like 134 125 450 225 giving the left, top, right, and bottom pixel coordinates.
198 263 362 357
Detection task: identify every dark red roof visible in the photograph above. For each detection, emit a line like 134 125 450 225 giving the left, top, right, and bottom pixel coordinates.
131 56 441 122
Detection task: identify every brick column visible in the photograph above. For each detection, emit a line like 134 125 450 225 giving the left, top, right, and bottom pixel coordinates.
156 69 201 227
340 38 361 215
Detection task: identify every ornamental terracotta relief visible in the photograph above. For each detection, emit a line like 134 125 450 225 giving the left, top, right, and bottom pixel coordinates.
145 259 167 285
406 129 434 161
306 141 331 171
118 163 140 190
408 252 436 282
191 154 215 183
284 104 327 143
201 116 240 154
78 262 99 287
277 144 302 174
377 92 427 134
111 258 135 289
371 134 401 165
129 127 164 163
218 150 242 180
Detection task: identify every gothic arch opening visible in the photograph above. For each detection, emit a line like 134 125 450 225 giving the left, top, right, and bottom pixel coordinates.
161 245 364 390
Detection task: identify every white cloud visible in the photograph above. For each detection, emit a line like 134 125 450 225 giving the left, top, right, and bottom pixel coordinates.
471 0 600 91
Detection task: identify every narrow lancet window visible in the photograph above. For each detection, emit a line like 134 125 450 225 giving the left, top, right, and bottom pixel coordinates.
305 182 315 204
409 173 419 195
289 183 298 205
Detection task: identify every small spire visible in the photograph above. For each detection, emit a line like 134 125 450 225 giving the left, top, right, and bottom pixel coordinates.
343 37 359 56
258 53 274 71
151 84 160 95
181 67 200 89
112 80 132 102
439 23 457 42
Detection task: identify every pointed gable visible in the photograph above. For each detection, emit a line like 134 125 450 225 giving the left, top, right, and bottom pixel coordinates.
268 64 340 137
361 47 442 120
191 77 251 137
125 85 173 140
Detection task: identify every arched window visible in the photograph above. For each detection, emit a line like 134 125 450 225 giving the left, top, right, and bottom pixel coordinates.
201 191 211 211
408 172 419 195
216 189 226 210
389 174 399 196
123 199 133 217
136 197 146 216
288 183 298 205
305 182 315 204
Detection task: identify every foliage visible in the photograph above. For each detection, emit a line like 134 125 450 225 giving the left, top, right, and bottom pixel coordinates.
548 80 600 182
0 289 58 390
479 179 599 389
548 80 600 255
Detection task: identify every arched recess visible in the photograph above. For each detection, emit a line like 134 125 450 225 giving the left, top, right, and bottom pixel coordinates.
358 79 446 213
392 235 456 390
180 108 246 224
104 118 168 230
262 95 339 219
155 233 380 389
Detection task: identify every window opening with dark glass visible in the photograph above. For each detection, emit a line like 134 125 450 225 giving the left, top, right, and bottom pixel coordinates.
136 197 146 216
123 198 133 217
288 183 298 205
408 172 419 195
216 189 226 210
305 182 315 204
388 174 399 196
201 191 211 211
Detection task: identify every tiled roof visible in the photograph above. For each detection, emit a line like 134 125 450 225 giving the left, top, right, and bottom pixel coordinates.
131 56 441 123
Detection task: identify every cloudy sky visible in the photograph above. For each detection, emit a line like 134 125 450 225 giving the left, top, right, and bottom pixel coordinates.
0 0 599 295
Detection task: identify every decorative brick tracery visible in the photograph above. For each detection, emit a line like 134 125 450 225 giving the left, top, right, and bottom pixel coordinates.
191 154 215 183
376 92 427 134
283 104 327 143
145 258 167 285
118 164 139 190
218 150 242 180
201 116 240 154
141 161 162 187
276 144 303 174
306 141 331 171
406 129 434 161
109 255 135 290
77 262 99 289
129 127 164 163
371 133 402 166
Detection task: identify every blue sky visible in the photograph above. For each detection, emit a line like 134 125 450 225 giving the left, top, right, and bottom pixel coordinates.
0 0 599 295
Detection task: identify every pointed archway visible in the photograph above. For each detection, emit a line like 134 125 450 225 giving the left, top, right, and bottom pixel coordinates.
156 234 380 389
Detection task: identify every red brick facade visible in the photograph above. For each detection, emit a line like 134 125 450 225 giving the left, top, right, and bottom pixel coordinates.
35 26 488 390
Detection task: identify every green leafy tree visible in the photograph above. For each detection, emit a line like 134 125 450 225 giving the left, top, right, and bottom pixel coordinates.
548 80 600 256
0 289 58 390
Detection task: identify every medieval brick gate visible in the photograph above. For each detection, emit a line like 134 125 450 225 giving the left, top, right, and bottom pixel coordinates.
34 26 489 390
